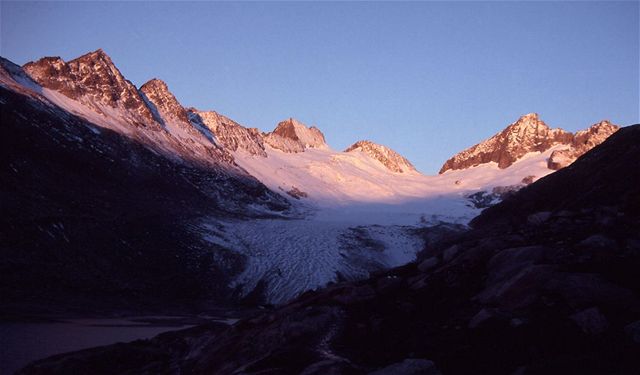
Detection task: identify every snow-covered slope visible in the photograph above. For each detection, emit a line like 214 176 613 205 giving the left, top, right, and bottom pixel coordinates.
232 135 558 208
344 140 416 173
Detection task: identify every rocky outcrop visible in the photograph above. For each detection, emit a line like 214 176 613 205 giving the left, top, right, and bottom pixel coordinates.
23 49 157 126
22 50 238 166
345 140 416 173
547 120 619 170
139 78 190 124
439 113 618 173
263 118 327 153
190 109 267 157
440 113 571 173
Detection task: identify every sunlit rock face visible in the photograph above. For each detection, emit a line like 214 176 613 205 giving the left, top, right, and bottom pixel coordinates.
547 120 620 170
263 118 328 153
439 114 619 174
139 78 190 124
440 113 573 172
23 49 157 126
190 109 268 157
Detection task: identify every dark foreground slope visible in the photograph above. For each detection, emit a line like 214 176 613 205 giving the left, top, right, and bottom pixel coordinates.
20 125 640 374
0 76 288 315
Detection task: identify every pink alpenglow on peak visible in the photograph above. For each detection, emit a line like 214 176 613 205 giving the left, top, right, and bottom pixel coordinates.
263 118 328 153
547 120 619 170
139 78 190 124
190 109 268 157
23 49 157 125
439 113 619 174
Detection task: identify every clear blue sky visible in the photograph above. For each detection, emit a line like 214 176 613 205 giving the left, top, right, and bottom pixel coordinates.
1 1 638 174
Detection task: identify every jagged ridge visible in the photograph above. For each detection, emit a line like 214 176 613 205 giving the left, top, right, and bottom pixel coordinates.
190 109 267 157
439 113 619 174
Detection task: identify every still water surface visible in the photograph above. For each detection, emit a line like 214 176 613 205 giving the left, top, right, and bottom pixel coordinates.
0 318 193 375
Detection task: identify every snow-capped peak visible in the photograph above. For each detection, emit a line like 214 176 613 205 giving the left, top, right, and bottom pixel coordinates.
344 140 416 174
440 114 619 174
439 113 574 173
263 118 328 153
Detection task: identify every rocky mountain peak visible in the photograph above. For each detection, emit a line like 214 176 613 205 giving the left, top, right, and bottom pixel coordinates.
547 120 620 170
512 112 541 127
23 49 155 123
264 118 327 153
72 48 112 67
345 140 416 173
439 114 575 173
139 78 189 124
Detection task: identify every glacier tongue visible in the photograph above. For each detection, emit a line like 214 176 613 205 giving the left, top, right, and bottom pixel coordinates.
199 211 428 305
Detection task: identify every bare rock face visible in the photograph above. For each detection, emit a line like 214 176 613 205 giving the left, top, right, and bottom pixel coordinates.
440 113 572 173
345 140 416 173
191 109 267 157
548 121 620 170
263 118 327 153
139 78 190 124
23 49 156 125
440 114 620 174
138 79 236 164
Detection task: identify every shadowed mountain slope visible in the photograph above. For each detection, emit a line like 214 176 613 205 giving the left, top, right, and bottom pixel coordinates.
20 124 640 374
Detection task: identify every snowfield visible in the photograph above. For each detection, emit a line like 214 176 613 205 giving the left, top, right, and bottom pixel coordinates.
233 144 562 207
2 59 569 306
200 145 565 304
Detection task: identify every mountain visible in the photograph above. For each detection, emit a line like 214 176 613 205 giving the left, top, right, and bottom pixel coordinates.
1 51 291 313
547 120 619 170
344 140 417 173
21 124 640 374
189 109 267 157
0 49 623 314
263 117 328 153
439 113 619 173
23 49 158 127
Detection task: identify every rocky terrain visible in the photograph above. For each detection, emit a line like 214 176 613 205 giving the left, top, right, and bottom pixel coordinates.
345 140 416 173
1 54 291 315
23 49 157 126
3 48 633 374
263 118 328 153
440 113 619 173
19 124 640 374
547 120 619 170
190 109 267 157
